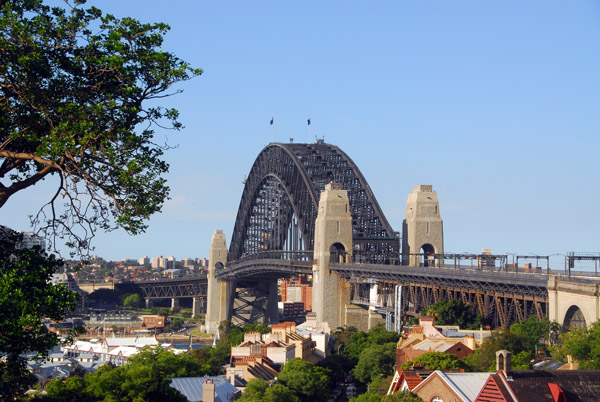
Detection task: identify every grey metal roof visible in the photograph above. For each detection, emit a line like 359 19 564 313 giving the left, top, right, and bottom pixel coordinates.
169 376 239 402
439 372 490 402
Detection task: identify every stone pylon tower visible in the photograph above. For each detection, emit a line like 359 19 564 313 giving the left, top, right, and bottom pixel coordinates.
204 230 229 334
402 185 444 267
312 182 353 330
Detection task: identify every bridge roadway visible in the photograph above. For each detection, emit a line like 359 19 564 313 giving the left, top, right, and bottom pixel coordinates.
114 259 550 328
116 276 208 300
217 257 547 296
116 259 548 302
218 257 550 328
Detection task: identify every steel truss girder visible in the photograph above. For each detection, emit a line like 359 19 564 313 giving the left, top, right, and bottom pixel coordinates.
338 264 549 329
217 257 312 281
229 142 399 263
116 279 207 300
230 279 276 326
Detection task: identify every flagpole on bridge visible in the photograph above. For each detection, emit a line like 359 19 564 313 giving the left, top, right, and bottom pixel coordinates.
307 118 311 143
270 117 274 142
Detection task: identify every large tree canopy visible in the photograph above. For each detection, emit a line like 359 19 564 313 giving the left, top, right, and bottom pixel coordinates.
0 229 80 399
0 0 201 256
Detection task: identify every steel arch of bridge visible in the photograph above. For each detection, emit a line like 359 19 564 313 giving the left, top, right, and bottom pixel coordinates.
229 141 399 263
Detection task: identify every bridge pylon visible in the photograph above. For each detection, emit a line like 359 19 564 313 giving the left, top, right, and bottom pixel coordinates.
204 230 229 334
312 182 354 330
402 185 444 267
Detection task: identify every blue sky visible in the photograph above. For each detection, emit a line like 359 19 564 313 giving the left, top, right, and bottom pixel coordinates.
2 0 599 268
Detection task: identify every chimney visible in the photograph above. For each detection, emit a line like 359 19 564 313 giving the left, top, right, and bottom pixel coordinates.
496 350 512 376
203 379 215 402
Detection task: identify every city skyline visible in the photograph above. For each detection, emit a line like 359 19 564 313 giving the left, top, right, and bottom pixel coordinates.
1 0 598 266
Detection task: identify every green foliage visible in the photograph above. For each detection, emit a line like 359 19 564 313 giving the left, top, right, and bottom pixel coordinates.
38 347 206 401
0 0 201 257
123 293 142 309
384 390 425 402
345 325 400 361
238 378 269 401
217 321 270 347
463 330 533 372
352 343 397 384
345 331 369 360
351 390 425 402
190 344 230 375
317 353 355 384
422 300 481 329
238 379 300 402
351 393 383 402
278 358 330 402
332 325 358 354
560 321 600 369
0 231 80 400
402 352 467 371
510 316 551 350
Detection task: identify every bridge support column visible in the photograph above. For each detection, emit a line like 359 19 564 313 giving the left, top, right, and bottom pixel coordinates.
205 230 229 334
171 298 180 309
312 183 353 330
192 297 204 318
145 298 153 309
266 279 279 324
402 185 444 267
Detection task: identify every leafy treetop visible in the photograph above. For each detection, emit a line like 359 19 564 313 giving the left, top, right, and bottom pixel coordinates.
0 230 81 400
0 0 201 257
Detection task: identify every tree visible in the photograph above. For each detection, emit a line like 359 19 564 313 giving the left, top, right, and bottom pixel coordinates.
237 378 269 402
352 343 397 384
38 347 204 401
401 352 467 371
0 230 80 400
560 321 600 369
190 344 230 375
238 379 300 402
509 316 552 350
463 330 532 371
123 293 142 309
0 0 201 257
422 300 481 329
350 391 424 402
277 358 331 402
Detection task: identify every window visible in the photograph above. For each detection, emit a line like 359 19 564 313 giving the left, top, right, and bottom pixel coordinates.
431 397 444 402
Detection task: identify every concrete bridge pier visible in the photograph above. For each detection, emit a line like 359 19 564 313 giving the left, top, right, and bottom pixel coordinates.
192 297 204 318
204 230 229 334
265 279 279 324
312 183 357 330
145 298 153 309
548 275 600 329
171 298 180 309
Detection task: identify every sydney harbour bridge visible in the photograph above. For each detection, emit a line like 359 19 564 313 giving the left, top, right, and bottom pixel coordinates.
117 140 600 332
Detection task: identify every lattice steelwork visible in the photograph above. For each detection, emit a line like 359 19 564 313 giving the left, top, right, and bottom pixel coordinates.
335 263 549 329
229 141 399 263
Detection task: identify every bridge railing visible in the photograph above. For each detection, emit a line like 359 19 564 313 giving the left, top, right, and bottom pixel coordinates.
229 250 313 265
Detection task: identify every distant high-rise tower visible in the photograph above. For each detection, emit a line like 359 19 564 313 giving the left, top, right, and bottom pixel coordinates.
402 185 444 267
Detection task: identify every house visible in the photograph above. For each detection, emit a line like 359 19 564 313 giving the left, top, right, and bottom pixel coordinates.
296 312 330 360
227 355 279 384
387 369 433 394
230 332 295 366
169 376 241 402
397 318 488 367
475 350 600 402
269 322 317 361
411 370 490 402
